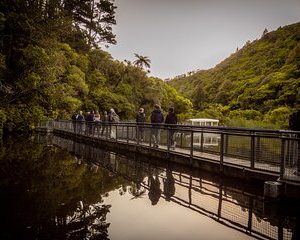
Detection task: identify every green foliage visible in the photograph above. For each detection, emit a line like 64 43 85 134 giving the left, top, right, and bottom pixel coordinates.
169 22 300 129
0 2 195 131
228 109 262 120
263 107 292 129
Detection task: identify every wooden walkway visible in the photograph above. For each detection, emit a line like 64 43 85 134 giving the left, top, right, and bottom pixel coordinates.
37 120 300 184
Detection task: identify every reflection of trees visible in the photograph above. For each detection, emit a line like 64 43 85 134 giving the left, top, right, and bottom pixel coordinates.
0 136 129 240
64 201 110 240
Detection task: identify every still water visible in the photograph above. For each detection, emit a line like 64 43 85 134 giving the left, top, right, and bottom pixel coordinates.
0 134 299 240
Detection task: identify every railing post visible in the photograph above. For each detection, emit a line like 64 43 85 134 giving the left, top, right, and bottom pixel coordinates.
180 132 183 148
250 131 255 169
127 125 129 144
136 125 139 145
149 126 152 147
200 130 204 151
167 127 170 152
224 133 228 156
280 136 285 179
115 124 118 142
220 132 224 172
190 129 194 165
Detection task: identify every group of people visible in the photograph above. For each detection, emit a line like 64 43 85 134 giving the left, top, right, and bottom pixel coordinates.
71 108 120 137
136 104 178 149
71 104 178 149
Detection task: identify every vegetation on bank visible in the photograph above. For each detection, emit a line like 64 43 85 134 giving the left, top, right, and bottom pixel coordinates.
169 23 300 129
0 1 298 132
0 0 192 132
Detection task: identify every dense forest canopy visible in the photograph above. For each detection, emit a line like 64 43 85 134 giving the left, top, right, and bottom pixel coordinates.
169 22 300 129
0 0 192 132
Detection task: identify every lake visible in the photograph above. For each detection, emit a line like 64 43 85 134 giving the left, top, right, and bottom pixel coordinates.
0 133 298 240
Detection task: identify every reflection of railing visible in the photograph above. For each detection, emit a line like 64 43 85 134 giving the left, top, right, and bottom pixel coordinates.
49 135 296 240
37 120 300 182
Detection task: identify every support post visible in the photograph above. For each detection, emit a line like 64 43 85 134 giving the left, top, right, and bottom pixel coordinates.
280 137 285 179
250 132 255 169
127 125 129 144
190 130 194 166
220 132 224 172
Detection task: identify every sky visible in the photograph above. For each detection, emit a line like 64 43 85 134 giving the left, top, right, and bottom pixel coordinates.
107 0 300 79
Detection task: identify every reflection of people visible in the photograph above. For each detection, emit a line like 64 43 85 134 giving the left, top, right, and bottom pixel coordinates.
289 109 300 175
136 108 146 141
148 173 162 205
165 107 178 149
163 169 175 201
150 104 164 148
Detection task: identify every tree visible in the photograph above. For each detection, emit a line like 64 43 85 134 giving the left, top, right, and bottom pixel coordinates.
262 28 268 37
133 53 151 69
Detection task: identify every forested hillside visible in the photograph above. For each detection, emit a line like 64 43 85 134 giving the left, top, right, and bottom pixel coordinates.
169 22 300 129
0 0 192 132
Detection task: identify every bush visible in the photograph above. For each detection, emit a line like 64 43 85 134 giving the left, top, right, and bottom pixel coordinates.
263 107 292 129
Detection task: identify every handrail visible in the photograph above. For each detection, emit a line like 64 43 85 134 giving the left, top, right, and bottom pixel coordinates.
38 119 300 135
37 119 300 183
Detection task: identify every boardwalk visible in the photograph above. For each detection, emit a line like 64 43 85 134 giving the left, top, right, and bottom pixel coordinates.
38 120 300 184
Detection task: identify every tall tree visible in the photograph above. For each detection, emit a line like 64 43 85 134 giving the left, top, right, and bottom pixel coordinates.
133 53 151 69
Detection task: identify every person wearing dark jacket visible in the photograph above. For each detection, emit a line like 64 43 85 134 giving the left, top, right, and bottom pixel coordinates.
289 109 300 176
150 104 164 148
76 111 85 134
85 110 95 135
136 108 146 141
165 107 178 149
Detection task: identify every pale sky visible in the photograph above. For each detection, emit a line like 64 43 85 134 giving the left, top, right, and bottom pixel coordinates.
107 0 300 79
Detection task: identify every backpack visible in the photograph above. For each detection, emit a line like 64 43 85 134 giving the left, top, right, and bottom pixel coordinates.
71 114 78 121
112 114 120 122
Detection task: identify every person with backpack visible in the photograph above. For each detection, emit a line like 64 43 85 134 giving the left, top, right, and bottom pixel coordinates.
76 111 85 134
94 111 101 136
150 104 164 148
85 110 95 136
101 111 109 137
71 112 78 133
136 108 146 142
108 108 120 139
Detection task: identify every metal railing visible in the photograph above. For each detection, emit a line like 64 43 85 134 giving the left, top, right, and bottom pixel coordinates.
37 120 300 182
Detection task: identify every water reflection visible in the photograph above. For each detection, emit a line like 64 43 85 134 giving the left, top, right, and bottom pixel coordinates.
0 134 299 240
48 134 298 240
0 135 122 240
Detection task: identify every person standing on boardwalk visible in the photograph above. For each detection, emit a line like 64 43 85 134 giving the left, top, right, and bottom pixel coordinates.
136 108 146 141
150 104 164 148
71 112 78 133
108 108 120 139
94 111 101 136
85 110 95 135
101 111 109 137
289 108 300 176
76 110 85 134
165 107 178 149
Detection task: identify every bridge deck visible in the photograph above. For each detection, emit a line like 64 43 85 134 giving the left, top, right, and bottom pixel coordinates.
36 120 300 184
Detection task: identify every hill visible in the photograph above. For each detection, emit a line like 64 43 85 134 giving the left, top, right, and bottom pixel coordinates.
168 22 300 128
